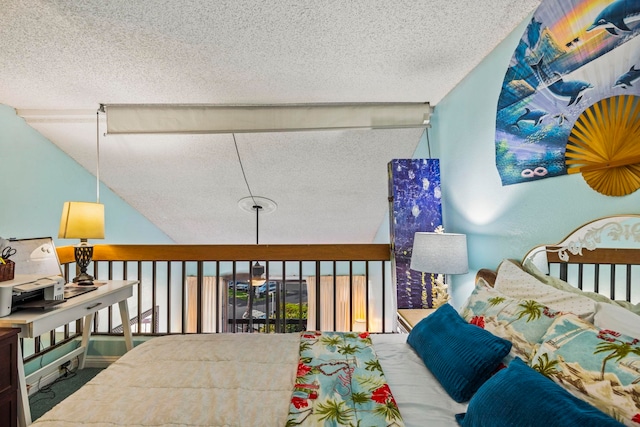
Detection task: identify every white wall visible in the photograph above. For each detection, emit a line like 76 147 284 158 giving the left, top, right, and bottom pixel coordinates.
427 17 640 307
0 105 172 245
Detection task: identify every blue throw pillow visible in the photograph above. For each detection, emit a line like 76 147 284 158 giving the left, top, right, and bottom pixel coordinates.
455 358 624 427
407 303 511 402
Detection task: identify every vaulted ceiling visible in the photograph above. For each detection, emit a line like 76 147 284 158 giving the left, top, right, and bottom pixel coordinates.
1 0 540 244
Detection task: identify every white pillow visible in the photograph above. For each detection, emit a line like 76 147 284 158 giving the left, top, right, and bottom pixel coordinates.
593 301 640 338
522 258 640 315
494 259 596 322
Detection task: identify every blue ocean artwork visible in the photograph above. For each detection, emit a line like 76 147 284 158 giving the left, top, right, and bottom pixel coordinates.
388 159 442 309
496 0 640 185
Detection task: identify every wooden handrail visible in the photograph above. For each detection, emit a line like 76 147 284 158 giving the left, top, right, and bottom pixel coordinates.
56 244 392 264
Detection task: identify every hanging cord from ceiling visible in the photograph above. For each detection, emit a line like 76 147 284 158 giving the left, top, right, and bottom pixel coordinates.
232 133 259 208
254 203 262 244
233 133 265 248
96 109 101 203
420 126 432 159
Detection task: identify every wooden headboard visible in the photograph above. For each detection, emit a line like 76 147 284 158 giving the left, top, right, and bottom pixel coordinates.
478 215 640 304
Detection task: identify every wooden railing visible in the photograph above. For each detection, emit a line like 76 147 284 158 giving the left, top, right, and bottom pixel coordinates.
28 244 393 361
57 244 390 263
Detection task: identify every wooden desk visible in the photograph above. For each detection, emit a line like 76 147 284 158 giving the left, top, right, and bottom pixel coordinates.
397 308 436 332
0 280 137 427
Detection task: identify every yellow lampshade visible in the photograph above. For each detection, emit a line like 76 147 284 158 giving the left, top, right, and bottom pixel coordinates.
58 201 105 240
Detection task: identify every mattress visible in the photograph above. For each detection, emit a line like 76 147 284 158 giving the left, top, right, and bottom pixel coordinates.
372 334 468 427
33 333 466 426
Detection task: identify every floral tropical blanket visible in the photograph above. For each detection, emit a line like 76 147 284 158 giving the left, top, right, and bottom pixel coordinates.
286 331 405 426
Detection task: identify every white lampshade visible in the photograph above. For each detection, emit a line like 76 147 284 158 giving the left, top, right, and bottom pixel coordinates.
58 201 105 240
410 232 468 274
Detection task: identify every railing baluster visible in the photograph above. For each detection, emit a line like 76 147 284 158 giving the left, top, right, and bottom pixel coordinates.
349 261 354 331
181 261 186 334
610 264 616 301
298 261 304 332
215 261 220 333
167 262 172 334
107 261 113 332
137 261 142 334
196 261 203 334
275 261 283 333
332 261 337 332
231 262 237 333
26 244 391 362
382 261 386 333
151 261 157 333
626 264 632 303
365 261 370 332
315 261 321 331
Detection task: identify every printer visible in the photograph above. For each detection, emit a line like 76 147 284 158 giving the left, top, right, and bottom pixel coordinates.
0 274 66 317
0 237 67 317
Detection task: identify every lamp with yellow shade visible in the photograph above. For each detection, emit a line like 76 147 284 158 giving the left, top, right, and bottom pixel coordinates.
58 201 105 285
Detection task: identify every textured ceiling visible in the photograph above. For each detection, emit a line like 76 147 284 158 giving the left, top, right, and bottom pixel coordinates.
0 0 540 244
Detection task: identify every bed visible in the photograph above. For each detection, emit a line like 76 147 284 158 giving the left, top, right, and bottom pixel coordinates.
32 215 640 426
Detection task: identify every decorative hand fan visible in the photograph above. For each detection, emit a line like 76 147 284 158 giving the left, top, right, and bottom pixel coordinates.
495 0 640 191
566 94 640 196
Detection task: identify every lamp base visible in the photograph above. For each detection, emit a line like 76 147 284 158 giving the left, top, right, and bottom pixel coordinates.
73 273 95 286
431 274 450 309
74 244 95 286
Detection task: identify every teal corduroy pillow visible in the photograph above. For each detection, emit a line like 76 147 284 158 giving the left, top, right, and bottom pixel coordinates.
407 303 511 402
455 358 624 427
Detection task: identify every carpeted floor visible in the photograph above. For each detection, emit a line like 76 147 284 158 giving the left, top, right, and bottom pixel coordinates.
29 368 103 421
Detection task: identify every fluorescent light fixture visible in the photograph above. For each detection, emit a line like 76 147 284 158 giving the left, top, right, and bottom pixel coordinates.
104 103 433 134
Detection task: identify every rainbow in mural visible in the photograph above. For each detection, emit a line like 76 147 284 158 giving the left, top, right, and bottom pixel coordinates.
495 0 640 185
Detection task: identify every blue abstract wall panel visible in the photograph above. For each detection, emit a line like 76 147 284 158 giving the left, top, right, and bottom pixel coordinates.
388 159 442 309
495 0 640 185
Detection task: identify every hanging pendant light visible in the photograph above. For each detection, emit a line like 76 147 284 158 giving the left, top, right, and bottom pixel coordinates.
233 133 277 288
238 195 276 286
251 204 266 287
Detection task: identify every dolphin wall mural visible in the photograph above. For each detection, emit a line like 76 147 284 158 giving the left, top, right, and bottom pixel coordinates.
495 0 640 186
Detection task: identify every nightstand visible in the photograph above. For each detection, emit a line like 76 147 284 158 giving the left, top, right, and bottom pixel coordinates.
397 309 436 332
0 328 19 427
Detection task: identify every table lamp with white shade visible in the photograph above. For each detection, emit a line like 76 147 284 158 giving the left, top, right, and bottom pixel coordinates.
410 232 468 308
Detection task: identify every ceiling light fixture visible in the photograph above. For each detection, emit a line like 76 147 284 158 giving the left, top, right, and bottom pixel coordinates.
250 204 265 287
238 196 277 287
233 132 277 287
103 103 433 134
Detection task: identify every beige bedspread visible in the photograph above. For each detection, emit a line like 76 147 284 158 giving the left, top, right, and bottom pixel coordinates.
33 333 301 427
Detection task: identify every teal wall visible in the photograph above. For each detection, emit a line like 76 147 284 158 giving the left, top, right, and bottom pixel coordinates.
424 17 640 307
0 105 172 245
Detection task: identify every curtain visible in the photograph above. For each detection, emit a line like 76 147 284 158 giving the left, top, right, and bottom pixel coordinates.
186 276 220 333
306 276 367 332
